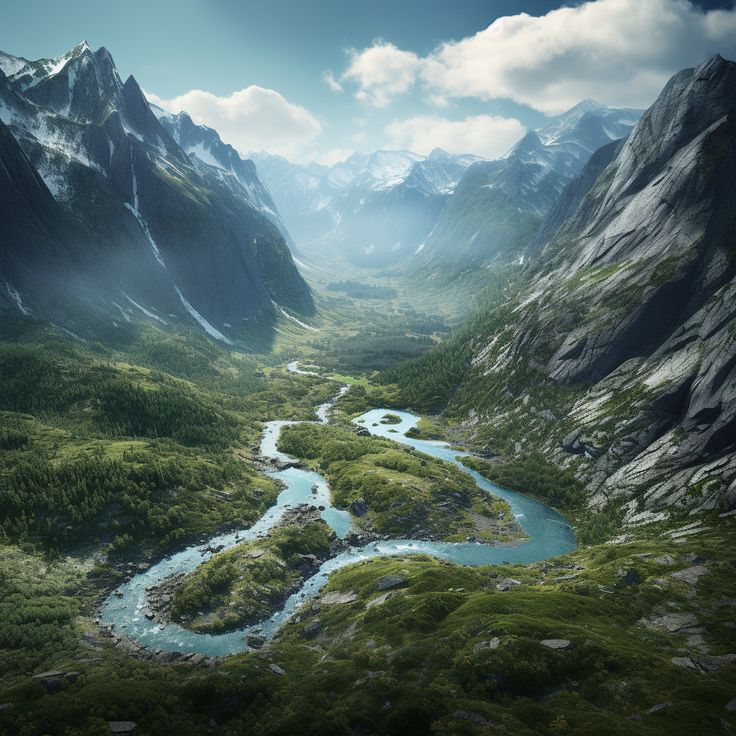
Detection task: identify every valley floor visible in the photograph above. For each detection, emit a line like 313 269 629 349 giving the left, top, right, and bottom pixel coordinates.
0 310 734 736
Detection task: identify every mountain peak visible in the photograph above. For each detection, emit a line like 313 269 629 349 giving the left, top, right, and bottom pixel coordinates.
71 40 91 56
428 147 451 161
694 52 734 79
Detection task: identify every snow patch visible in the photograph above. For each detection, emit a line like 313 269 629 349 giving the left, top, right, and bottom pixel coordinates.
123 293 167 323
273 302 319 332
176 287 234 345
4 281 29 315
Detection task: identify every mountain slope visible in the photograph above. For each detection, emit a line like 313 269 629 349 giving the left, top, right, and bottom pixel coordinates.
0 43 312 342
391 55 736 525
156 109 297 250
415 101 641 272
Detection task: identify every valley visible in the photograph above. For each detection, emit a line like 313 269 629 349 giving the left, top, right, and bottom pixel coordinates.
0 21 735 736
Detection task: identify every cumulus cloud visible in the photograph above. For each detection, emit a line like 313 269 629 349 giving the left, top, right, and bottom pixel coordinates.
323 70 343 93
147 86 322 158
385 114 525 158
314 148 354 166
341 0 736 114
342 41 421 107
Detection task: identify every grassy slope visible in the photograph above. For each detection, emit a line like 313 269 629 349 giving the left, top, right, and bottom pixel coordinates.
1 519 733 735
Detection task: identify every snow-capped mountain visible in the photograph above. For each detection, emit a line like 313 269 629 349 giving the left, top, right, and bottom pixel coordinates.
250 147 484 268
0 42 312 342
414 100 642 271
154 108 297 250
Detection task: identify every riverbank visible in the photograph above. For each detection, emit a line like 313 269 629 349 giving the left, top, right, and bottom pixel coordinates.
98 376 575 656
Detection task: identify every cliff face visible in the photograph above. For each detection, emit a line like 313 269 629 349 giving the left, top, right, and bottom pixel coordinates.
457 56 736 522
0 43 312 342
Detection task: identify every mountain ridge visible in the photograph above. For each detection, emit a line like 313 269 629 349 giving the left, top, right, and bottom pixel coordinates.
389 54 736 525
0 42 313 343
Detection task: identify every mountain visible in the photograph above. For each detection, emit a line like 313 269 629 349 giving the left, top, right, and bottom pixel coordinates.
414 100 642 272
250 147 484 268
0 42 312 343
391 55 736 524
154 108 298 250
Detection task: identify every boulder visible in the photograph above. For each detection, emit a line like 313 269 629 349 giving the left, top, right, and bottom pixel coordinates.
642 612 699 632
321 590 358 605
655 554 677 565
648 701 672 714
302 620 322 639
619 568 642 586
671 566 709 585
376 574 406 591
496 578 521 592
366 592 393 609
699 653 736 672
473 637 501 654
268 663 286 676
108 723 137 734
350 498 368 516
540 639 572 651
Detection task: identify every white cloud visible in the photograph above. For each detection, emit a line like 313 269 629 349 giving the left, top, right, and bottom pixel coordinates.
341 0 736 114
314 147 354 166
147 86 322 158
342 41 421 107
385 114 525 158
323 70 343 93
425 93 453 109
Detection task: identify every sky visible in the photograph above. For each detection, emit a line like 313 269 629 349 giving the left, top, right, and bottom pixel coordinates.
2 0 736 163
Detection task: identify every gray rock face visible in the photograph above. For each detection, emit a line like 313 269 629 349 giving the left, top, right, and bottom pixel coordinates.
0 42 312 340
465 55 736 518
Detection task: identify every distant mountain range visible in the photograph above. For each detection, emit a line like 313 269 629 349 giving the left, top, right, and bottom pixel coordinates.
414 100 642 274
251 101 641 272
0 42 312 343
250 148 485 267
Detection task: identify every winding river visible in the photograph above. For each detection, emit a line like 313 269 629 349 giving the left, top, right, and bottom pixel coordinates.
100 369 576 657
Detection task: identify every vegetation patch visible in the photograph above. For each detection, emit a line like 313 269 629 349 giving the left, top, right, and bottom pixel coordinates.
278 423 522 543
170 513 338 633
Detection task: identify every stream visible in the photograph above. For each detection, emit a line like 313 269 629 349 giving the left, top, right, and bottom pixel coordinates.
100 368 576 657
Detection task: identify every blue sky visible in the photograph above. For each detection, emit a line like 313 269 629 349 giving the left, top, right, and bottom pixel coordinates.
2 0 735 162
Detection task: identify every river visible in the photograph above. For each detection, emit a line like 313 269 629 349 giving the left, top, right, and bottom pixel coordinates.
100 371 575 657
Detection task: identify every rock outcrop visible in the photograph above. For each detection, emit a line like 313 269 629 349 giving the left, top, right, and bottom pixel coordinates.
461 55 736 521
